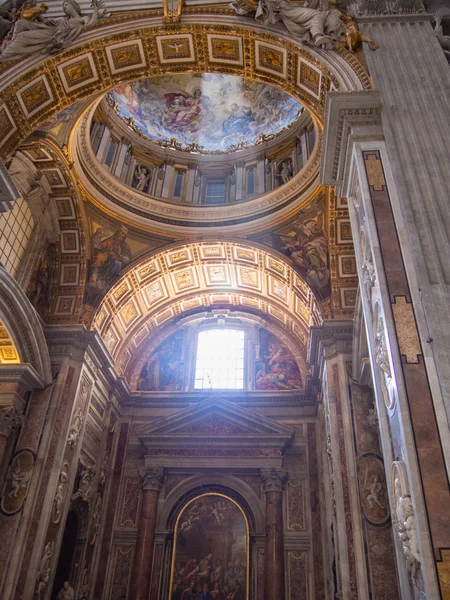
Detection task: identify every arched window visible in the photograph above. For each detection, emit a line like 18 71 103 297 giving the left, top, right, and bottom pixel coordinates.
194 329 245 390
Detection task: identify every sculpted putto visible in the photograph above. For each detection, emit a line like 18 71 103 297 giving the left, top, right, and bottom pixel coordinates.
0 0 110 62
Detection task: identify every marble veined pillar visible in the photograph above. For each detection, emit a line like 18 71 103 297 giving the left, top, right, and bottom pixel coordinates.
129 467 164 600
261 468 287 600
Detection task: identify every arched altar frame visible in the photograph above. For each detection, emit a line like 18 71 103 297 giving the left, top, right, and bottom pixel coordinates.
167 490 253 599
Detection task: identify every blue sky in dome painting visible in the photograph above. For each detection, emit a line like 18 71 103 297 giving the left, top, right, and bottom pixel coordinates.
111 73 302 152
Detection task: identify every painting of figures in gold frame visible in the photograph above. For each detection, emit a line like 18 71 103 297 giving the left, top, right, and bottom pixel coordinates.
169 493 250 599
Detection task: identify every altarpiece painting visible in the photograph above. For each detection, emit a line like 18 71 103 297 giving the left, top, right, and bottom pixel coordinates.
169 494 248 599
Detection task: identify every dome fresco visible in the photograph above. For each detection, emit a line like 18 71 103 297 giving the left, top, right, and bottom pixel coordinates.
110 73 303 153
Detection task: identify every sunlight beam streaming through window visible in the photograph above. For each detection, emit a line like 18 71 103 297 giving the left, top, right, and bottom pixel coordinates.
194 329 245 390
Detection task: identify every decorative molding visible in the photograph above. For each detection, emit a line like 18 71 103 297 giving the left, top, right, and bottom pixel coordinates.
320 91 382 192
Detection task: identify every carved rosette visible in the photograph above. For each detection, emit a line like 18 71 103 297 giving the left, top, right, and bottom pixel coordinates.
139 467 165 492
261 468 288 493
0 406 24 437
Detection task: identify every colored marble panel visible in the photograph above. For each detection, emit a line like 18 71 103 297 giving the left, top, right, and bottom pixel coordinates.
363 150 450 566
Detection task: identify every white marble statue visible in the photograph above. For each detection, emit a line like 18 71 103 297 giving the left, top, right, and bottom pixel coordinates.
230 0 343 49
57 581 75 600
280 158 293 184
54 468 68 521
36 540 54 600
395 475 421 577
0 0 110 62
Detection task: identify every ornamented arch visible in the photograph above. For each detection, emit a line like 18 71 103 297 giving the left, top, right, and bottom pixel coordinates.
92 240 322 375
0 267 52 384
125 307 310 390
0 14 370 159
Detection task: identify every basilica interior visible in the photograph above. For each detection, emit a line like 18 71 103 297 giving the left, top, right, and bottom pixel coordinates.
0 0 449 599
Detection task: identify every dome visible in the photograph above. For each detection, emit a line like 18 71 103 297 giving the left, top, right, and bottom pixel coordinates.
109 73 303 154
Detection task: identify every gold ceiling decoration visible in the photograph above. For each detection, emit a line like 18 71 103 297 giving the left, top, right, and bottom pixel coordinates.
0 320 20 364
92 241 322 374
0 14 370 160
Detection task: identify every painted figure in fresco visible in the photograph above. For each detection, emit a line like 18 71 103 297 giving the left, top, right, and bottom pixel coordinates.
111 73 300 152
222 104 255 136
163 89 213 133
171 496 247 600
86 225 131 302
0 0 110 62
282 216 330 292
180 582 197 599
138 333 184 391
255 330 302 391
27 250 52 317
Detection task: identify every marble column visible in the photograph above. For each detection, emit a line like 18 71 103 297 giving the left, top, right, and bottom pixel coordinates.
0 406 23 466
261 467 287 600
129 467 165 600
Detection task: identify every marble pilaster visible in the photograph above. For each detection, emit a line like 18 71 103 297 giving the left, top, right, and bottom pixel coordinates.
261 467 287 600
321 82 450 597
129 467 165 600
309 322 370 600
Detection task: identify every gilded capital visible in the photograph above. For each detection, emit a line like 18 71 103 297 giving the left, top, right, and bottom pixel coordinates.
0 406 24 437
139 467 165 492
261 468 288 493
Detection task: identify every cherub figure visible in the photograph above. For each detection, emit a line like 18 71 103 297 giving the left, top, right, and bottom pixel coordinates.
338 13 378 52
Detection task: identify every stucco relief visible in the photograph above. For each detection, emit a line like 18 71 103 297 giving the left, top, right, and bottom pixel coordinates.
52 463 69 524
359 228 376 305
391 461 421 581
358 455 389 526
1 449 34 515
374 314 396 410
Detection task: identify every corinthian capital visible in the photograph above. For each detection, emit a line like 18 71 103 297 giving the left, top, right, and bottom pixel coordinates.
139 467 165 492
261 468 288 493
0 406 24 437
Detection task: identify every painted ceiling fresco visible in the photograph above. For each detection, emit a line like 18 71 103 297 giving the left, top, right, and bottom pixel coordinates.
110 73 303 153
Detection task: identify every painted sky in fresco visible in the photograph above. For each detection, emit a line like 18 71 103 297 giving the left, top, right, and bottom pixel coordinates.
111 73 303 152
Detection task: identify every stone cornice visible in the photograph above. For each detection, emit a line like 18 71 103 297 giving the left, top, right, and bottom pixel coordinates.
307 320 354 393
44 325 130 402
0 363 44 392
320 91 383 193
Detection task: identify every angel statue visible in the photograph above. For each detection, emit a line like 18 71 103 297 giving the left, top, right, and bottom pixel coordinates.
230 0 343 49
0 0 110 62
